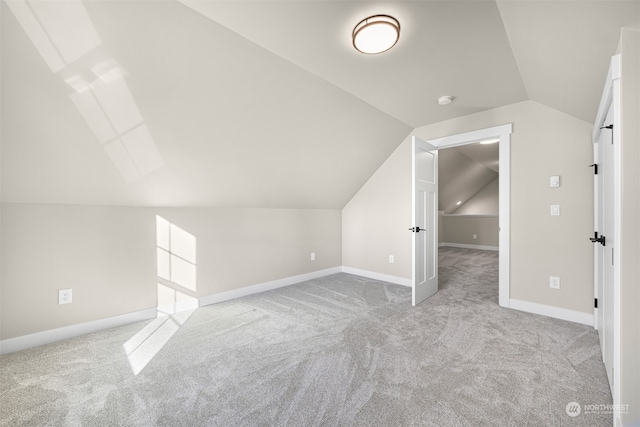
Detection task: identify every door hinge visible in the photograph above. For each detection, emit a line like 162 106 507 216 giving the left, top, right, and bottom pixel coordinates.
589 163 598 175
600 124 614 144
594 298 598 309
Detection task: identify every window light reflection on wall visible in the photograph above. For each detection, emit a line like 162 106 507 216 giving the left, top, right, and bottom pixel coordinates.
123 216 199 376
156 216 197 292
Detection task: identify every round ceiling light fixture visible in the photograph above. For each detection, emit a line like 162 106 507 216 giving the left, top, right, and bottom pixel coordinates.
352 15 400 54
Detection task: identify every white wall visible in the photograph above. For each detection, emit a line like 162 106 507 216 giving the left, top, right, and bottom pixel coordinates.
0 204 341 340
618 28 640 427
342 136 413 279
441 216 499 247
342 100 594 315
1 204 156 340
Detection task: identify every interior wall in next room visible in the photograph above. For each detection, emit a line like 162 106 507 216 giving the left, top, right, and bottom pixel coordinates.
441 216 499 248
441 177 499 248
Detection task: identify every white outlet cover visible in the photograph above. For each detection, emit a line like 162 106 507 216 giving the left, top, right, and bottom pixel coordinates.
389 255 395 263
550 176 560 187
59 288 73 304
550 205 560 216
310 252 316 261
550 277 560 289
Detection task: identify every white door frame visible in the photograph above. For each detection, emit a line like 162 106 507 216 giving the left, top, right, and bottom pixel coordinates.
592 54 621 420
426 123 512 307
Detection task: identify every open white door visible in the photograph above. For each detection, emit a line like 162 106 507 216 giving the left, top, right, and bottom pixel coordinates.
592 54 621 413
411 136 438 306
594 96 616 395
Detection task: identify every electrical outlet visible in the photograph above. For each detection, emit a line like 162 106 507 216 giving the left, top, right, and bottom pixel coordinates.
550 276 560 289
473 234 477 240
389 255 395 263
310 252 316 261
550 176 560 187
59 289 73 304
550 205 560 216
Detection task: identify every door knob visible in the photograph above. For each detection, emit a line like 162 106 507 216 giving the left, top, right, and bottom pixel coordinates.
409 226 422 233
589 232 606 246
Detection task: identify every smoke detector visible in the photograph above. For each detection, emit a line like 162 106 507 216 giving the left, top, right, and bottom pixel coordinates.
438 96 453 105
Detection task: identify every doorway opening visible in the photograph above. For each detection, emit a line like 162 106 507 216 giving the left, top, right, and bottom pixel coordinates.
439 140 499 245
425 124 511 307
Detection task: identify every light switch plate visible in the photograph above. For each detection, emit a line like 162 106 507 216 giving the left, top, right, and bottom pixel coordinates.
551 205 560 216
550 176 560 187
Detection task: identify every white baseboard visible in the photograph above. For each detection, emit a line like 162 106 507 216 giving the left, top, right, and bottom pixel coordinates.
509 298 594 326
0 267 346 355
0 269 598 355
341 267 412 287
0 308 157 355
199 267 342 306
439 242 499 251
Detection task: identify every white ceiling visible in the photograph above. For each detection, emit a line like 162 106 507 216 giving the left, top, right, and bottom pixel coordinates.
2 1 638 208
179 0 529 128
455 142 499 173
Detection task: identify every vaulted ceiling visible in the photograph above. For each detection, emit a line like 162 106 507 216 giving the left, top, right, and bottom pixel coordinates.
2 1 638 208
439 142 499 214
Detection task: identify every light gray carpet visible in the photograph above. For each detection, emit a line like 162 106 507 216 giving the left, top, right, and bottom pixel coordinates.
0 247 612 426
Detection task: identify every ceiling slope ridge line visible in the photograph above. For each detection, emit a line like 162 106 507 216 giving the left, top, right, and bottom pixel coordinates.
338 127 415 212
455 149 500 173
526 100 597 126
174 0 413 130
0 200 355 210
458 175 499 209
494 0 532 103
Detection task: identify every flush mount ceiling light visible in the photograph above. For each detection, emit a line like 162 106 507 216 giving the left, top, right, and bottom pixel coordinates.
352 15 400 54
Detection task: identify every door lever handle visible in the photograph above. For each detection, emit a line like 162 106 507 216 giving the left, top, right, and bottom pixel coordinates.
589 232 606 246
409 226 422 233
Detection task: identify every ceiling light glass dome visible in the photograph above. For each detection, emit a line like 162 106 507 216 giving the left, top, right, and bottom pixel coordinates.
352 15 400 54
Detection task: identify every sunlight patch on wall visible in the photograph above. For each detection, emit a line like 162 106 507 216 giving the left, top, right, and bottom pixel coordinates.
157 283 198 315
68 62 164 183
6 0 164 183
156 216 197 291
5 0 101 72
123 216 199 376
